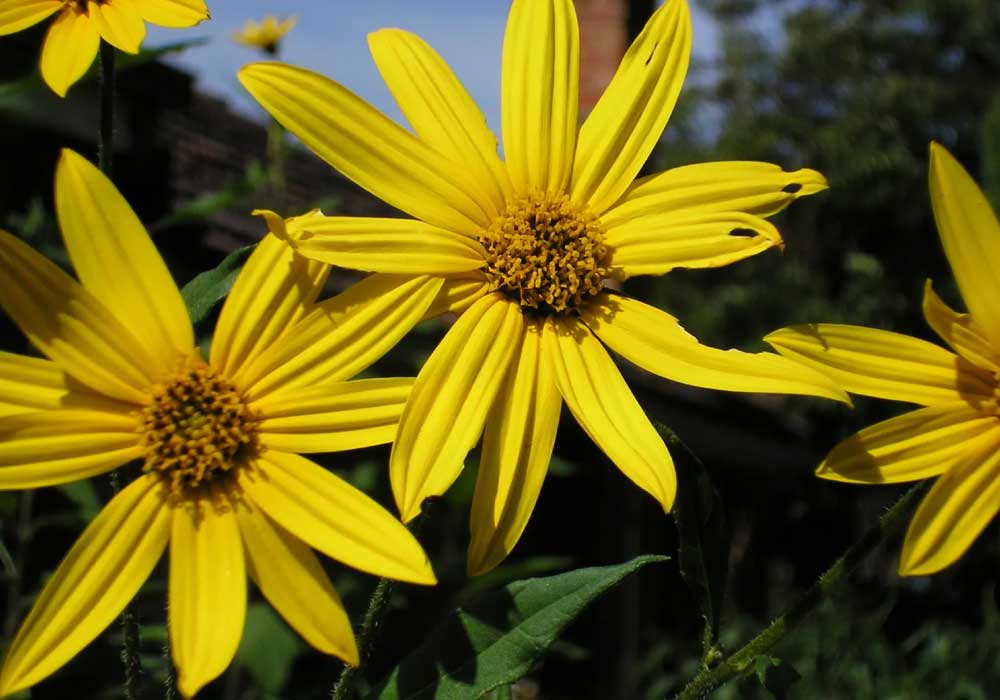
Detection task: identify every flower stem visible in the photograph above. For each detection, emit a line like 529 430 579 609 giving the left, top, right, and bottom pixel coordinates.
99 39 142 699
669 482 927 700
330 502 435 700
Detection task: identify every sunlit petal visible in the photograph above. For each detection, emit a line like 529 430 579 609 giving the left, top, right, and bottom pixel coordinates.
0 0 61 35
922 279 1000 372
571 0 691 214
899 439 1000 576
542 317 675 511
765 323 994 406
585 296 849 402
236 499 359 664
255 378 411 453
468 321 561 576
0 475 169 696
0 410 141 489
818 404 1000 484
91 0 144 53
0 351 132 417
169 493 246 699
929 143 1000 345
0 230 161 404
391 295 523 523
132 0 208 27
56 149 193 366
502 0 579 193
241 451 436 584
239 63 491 234
369 28 510 209
39 7 99 97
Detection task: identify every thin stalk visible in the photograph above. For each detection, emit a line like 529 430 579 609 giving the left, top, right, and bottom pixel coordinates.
670 482 927 700
2 492 34 644
330 503 435 700
99 39 142 699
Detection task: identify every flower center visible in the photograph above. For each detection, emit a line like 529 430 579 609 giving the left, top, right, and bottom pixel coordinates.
478 191 611 314
138 362 257 498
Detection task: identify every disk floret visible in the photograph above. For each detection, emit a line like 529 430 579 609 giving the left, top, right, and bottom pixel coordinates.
139 362 257 497
479 191 610 314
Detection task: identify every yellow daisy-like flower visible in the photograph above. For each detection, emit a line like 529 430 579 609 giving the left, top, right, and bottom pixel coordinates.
0 0 209 97
239 0 847 576
232 14 296 54
0 150 436 698
767 143 1000 577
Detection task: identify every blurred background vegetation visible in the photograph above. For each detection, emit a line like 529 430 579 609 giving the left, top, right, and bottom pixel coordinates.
2 0 1000 698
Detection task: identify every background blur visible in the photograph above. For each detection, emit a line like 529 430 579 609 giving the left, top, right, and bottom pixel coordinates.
2 0 1000 698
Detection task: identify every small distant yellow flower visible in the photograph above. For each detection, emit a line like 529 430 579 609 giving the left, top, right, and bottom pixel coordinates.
240 0 847 576
233 14 295 54
0 150 435 698
767 143 1000 577
0 0 210 96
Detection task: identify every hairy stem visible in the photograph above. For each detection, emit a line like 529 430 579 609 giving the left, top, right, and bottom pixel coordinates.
670 482 926 700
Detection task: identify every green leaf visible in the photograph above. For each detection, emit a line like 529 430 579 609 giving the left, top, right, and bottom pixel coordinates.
56 479 101 520
148 162 267 234
656 423 730 649
367 555 668 700
180 244 255 325
235 602 305 693
752 655 801 700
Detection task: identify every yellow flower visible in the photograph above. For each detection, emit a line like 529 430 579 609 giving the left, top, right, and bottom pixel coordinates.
0 150 435 698
766 143 1000 576
239 0 847 576
0 0 210 97
232 14 296 54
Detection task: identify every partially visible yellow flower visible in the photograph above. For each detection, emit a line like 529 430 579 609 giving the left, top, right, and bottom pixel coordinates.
767 143 1000 576
233 14 295 54
240 0 848 577
0 150 435 698
0 0 210 96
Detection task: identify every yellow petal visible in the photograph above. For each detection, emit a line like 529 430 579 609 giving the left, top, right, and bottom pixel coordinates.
169 493 247 699
899 439 1000 576
39 6 99 97
91 0 144 53
238 62 491 235
929 142 1000 345
255 378 411 453
542 316 676 511
818 404 1000 484
280 214 487 274
0 0 61 35
133 0 208 27
210 232 328 379
606 211 782 278
235 499 359 664
584 295 849 402
0 230 160 404
368 28 510 210
501 0 579 193
765 323 994 406
0 475 169 697
570 0 691 214
236 275 443 400
56 149 193 367
468 321 561 576
391 295 523 522
922 279 1000 372
422 275 490 320
0 410 142 489
0 351 133 417
240 451 436 585
601 162 828 229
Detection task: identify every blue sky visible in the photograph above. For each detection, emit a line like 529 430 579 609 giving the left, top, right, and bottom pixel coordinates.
146 1 721 133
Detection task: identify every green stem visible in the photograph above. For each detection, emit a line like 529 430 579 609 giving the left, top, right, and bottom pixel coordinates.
670 482 927 700
330 503 435 700
99 39 142 699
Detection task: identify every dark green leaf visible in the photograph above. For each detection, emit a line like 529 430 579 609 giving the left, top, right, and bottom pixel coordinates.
235 602 304 693
657 423 730 648
180 245 255 325
367 555 667 700
752 655 801 700
56 479 101 520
